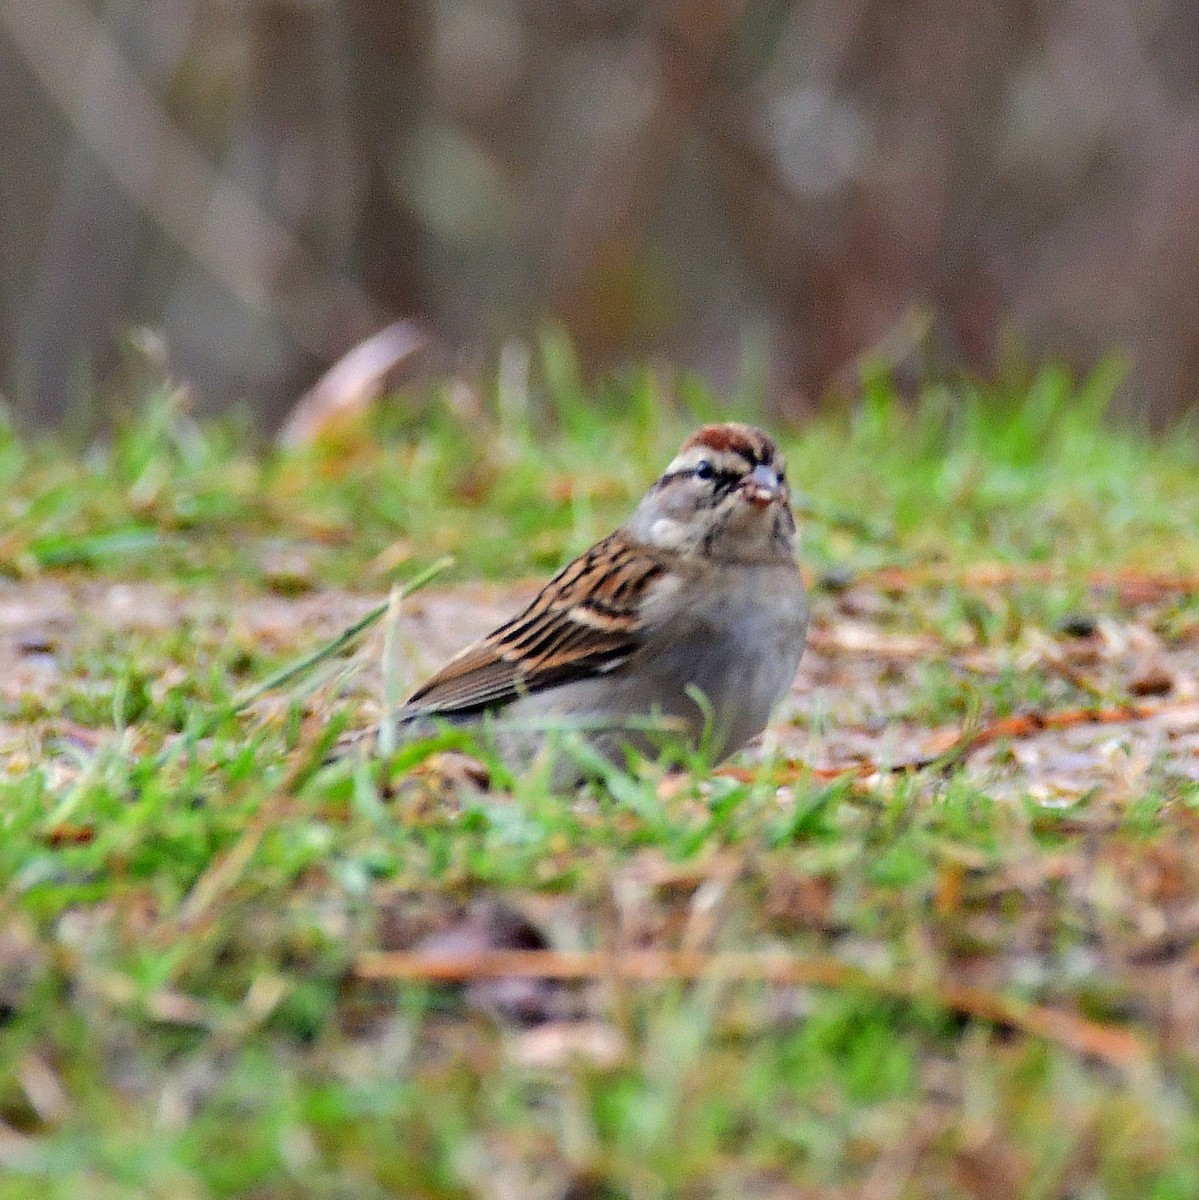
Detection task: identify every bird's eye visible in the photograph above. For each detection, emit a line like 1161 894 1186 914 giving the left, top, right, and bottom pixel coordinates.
694 460 715 480
777 468 786 483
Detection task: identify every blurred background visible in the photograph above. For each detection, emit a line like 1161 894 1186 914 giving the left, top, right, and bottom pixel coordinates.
3 0 1199 429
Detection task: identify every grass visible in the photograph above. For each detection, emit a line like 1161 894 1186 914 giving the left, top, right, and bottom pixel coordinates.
2 340 1199 1196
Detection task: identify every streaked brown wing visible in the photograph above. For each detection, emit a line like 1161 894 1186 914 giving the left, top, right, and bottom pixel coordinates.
403 530 668 718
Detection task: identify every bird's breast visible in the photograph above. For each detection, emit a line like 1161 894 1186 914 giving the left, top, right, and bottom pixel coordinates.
636 560 808 755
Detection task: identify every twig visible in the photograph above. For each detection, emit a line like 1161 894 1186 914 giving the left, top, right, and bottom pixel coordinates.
916 698 1191 768
723 696 1199 783
354 948 1145 1067
715 762 864 785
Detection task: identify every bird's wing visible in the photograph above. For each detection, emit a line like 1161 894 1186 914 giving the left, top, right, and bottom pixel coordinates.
403 530 668 718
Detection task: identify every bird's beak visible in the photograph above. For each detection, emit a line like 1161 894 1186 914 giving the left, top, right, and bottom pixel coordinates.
741 464 781 508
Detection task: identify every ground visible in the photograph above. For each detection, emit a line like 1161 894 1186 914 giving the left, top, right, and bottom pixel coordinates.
2 357 1199 1197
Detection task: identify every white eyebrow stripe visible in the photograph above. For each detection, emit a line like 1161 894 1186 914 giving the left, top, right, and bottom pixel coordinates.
664 446 754 474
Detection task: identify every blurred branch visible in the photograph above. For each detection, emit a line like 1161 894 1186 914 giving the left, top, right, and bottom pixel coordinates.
0 0 389 356
354 946 1146 1067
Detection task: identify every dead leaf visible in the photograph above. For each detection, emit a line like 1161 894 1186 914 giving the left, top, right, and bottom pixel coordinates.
276 321 430 448
507 1021 625 1070
1129 659 1175 697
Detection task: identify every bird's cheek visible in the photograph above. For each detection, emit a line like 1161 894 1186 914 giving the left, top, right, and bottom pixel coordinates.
647 516 688 549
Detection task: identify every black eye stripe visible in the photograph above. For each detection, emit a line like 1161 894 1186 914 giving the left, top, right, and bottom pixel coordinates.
657 458 779 492
658 465 739 484
655 469 693 487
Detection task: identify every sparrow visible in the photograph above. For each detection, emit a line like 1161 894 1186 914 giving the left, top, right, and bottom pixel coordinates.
400 423 808 772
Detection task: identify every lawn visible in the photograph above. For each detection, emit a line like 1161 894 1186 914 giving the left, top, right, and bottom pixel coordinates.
2 341 1199 1198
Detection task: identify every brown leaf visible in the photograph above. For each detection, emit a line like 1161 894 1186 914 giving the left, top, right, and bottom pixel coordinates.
953 1135 1030 1200
276 321 430 448
936 863 966 917
507 1020 625 1070
44 823 94 847
1128 659 1175 697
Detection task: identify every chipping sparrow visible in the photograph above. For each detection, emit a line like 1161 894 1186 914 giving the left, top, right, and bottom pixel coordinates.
401 423 808 770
